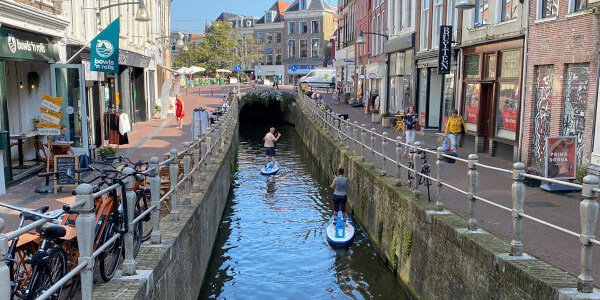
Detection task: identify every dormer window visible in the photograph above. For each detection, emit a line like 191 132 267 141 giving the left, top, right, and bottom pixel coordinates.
246 20 252 27
265 11 275 23
300 0 308 10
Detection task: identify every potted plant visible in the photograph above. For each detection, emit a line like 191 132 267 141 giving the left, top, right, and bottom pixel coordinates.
31 116 41 130
98 146 117 161
524 167 543 187
154 105 162 119
371 109 381 123
323 104 332 112
381 112 394 127
443 148 457 164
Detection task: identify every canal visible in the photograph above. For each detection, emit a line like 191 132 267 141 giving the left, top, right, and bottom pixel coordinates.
199 122 410 299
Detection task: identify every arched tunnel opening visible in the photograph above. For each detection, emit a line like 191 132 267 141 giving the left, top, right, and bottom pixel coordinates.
239 100 288 127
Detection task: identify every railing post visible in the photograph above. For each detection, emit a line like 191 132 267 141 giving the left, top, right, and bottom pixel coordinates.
193 140 200 189
149 157 161 244
578 175 600 293
205 130 212 174
436 147 445 211
360 124 366 160
467 154 479 231
353 121 358 155
370 128 376 164
169 149 180 220
0 219 10 300
510 162 525 256
74 184 95 300
122 167 137 275
345 118 351 140
382 132 388 169
183 142 191 205
396 136 402 186
412 142 422 193
334 113 339 136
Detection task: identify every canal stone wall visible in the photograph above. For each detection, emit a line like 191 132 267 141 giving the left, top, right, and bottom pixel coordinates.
92 124 239 299
284 101 589 300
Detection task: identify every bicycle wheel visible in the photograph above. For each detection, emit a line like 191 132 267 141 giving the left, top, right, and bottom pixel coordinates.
407 162 414 187
133 203 143 257
422 164 432 202
136 192 153 242
26 247 67 300
99 219 123 282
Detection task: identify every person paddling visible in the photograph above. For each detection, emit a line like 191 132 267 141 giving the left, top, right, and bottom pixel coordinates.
263 127 281 167
330 167 348 222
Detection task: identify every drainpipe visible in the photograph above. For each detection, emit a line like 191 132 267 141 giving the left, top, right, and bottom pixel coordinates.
516 0 530 163
589 54 600 174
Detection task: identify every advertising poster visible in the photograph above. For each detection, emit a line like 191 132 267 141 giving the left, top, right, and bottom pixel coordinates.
545 136 577 179
466 105 478 124
501 109 517 131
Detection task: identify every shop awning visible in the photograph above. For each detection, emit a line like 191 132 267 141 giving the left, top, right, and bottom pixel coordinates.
384 33 415 54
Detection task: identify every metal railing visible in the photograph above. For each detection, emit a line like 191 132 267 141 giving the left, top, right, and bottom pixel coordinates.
297 92 600 293
0 99 238 300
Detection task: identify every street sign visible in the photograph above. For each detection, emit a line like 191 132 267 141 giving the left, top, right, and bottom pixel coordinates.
258 68 262 75
290 65 298 72
235 64 242 72
438 25 452 74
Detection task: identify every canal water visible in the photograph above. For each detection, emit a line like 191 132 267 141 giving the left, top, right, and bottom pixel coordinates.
199 123 410 299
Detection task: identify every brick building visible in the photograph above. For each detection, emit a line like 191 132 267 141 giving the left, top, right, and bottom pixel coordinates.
254 1 291 83
355 0 371 101
364 0 387 112
520 1 600 175
334 0 356 99
283 0 338 85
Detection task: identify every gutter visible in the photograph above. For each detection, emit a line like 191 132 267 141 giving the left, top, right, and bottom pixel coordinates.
517 0 530 162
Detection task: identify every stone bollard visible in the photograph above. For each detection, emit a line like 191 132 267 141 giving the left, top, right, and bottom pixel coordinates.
122 167 137 276
412 142 422 193
353 121 359 155
149 157 162 244
193 141 200 189
360 124 366 160
396 136 402 186
370 128 376 165
467 154 479 231
169 149 180 220
511 162 525 256
578 175 600 293
183 142 191 205
436 147 445 211
74 184 95 300
382 132 388 170
0 219 10 300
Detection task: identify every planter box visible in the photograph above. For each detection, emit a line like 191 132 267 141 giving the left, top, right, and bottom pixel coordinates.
382 117 395 127
524 178 542 188
372 113 381 123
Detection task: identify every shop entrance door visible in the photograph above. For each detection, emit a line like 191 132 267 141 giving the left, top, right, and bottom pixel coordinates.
0 61 11 184
50 64 89 156
479 83 495 152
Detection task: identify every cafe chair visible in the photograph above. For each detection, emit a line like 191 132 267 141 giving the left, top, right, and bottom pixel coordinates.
34 140 48 164
159 166 172 213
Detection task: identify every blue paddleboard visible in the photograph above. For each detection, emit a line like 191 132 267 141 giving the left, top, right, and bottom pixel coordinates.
326 212 355 246
261 161 280 175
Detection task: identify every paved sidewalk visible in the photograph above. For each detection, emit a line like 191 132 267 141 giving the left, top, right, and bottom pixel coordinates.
311 89 600 284
0 84 250 231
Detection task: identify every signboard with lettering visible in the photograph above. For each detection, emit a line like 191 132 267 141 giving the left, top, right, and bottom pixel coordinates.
545 136 577 180
501 109 517 131
54 155 79 193
438 25 452 75
0 28 59 62
91 18 120 73
38 94 63 136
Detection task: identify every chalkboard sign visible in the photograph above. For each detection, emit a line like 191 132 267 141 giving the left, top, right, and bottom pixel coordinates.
54 155 79 193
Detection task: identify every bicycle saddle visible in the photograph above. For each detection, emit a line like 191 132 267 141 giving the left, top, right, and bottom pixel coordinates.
22 205 49 222
38 225 67 239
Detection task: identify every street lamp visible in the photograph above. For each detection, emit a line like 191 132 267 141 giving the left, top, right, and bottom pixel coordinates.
356 30 388 45
97 0 151 22
455 0 476 9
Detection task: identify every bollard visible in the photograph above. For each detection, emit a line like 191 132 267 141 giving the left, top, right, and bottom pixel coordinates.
169 149 180 220
149 157 162 244
412 142 422 193
122 167 137 275
0 219 10 300
353 121 359 155
193 141 200 189
74 184 95 300
396 136 402 186
510 162 525 256
370 128 376 164
578 175 600 293
360 124 366 160
382 132 388 169
467 154 479 231
436 147 445 210
183 142 191 205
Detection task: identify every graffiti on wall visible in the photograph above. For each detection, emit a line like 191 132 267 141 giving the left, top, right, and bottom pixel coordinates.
532 66 553 166
562 63 590 166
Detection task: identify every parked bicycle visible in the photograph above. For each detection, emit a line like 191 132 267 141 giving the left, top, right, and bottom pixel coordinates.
407 149 432 202
332 89 341 105
335 114 349 141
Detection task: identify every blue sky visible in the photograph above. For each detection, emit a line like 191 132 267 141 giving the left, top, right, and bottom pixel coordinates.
170 0 335 33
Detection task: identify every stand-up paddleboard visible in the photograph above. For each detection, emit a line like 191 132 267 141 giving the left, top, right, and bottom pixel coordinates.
326 212 355 246
261 161 280 175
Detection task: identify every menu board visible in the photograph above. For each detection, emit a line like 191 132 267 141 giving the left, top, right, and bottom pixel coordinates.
54 155 79 193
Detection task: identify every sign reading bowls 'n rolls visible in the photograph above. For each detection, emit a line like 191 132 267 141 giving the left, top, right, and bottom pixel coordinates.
545 136 577 180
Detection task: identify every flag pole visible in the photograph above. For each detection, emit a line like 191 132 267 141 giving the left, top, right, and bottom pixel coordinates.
66 39 93 64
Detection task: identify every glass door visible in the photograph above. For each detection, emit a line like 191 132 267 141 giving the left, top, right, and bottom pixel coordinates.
50 64 89 155
0 61 11 184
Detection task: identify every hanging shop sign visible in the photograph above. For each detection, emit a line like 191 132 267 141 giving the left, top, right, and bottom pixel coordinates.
438 25 452 75
119 50 151 68
0 28 59 62
545 136 577 180
38 93 63 135
91 18 120 73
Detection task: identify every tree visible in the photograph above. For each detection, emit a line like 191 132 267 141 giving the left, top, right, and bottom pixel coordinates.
237 34 264 71
173 21 238 71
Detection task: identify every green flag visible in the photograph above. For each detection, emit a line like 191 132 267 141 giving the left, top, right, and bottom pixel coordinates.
91 18 120 73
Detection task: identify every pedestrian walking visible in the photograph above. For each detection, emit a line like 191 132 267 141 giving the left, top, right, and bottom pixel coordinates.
444 108 467 152
175 94 185 129
272 75 279 89
402 105 418 157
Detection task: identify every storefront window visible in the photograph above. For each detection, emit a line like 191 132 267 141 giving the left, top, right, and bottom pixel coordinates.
395 52 405 75
465 55 480 79
388 51 413 113
442 72 455 131
405 50 413 75
464 83 480 125
563 63 590 164
495 83 518 140
484 53 496 79
275 48 282 65
418 69 427 126
389 53 397 76
499 50 520 78
300 40 308 57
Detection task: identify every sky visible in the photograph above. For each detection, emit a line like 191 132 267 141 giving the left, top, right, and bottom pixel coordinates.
170 0 335 33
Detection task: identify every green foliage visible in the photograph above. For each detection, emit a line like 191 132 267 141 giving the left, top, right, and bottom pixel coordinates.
98 146 117 156
402 227 412 261
154 105 161 111
371 110 380 114
174 21 239 70
240 90 294 111
381 112 390 118
576 165 589 184
322 104 331 112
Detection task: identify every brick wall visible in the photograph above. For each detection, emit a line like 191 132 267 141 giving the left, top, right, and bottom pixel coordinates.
520 5 600 169
15 0 61 14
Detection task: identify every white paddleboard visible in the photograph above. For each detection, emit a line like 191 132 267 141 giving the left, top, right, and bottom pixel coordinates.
326 212 355 246
261 161 280 175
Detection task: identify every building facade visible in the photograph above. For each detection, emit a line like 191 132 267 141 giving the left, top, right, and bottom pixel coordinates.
283 0 338 85
365 0 388 113
254 1 291 83
335 0 356 98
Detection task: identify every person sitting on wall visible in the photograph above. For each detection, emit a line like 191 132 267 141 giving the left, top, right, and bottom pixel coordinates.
52 124 74 155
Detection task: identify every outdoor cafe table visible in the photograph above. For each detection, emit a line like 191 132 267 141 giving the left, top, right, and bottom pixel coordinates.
10 130 41 169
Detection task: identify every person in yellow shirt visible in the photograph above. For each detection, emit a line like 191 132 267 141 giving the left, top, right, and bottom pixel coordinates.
444 109 467 152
